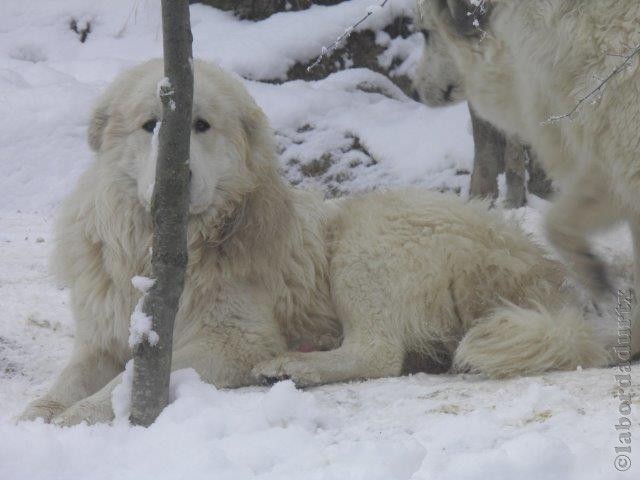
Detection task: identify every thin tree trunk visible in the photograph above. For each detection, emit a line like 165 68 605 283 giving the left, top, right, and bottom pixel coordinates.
504 137 527 208
468 104 504 200
130 0 194 427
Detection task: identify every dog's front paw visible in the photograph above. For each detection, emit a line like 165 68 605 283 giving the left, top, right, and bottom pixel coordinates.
17 398 67 423
252 358 291 385
52 400 114 427
252 355 322 387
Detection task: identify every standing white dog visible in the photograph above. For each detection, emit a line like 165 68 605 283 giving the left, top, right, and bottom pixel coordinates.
415 0 640 356
20 60 607 426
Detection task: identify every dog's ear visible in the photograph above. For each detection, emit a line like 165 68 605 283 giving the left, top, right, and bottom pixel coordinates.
240 102 272 155
87 99 110 153
445 0 491 37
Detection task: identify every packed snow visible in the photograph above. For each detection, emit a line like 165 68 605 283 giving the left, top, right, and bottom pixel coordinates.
0 1 637 479
111 360 135 424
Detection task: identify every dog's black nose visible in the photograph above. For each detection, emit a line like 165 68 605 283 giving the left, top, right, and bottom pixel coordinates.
411 89 421 102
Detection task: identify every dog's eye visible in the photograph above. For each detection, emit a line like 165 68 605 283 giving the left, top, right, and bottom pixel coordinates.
421 29 430 42
142 119 157 133
194 118 210 133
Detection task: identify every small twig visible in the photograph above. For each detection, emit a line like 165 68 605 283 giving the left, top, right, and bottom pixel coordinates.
306 0 389 72
604 52 627 59
70 18 92 43
543 42 640 125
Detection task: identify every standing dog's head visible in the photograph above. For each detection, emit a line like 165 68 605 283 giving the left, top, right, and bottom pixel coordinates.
88 59 275 217
412 15 465 107
412 0 494 106
414 1 527 137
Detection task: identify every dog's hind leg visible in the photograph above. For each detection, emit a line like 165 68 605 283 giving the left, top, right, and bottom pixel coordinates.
545 174 621 298
251 338 405 387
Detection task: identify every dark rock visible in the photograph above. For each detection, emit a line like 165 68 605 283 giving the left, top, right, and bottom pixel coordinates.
191 0 312 20
192 1 416 95
282 15 416 96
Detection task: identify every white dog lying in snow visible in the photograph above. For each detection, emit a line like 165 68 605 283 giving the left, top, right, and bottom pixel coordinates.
19 60 608 426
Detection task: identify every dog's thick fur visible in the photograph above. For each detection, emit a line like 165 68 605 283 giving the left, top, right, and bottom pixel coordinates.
416 0 640 356
20 60 608 426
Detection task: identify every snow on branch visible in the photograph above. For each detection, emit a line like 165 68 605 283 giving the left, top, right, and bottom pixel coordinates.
467 0 488 29
306 0 390 72
543 42 640 125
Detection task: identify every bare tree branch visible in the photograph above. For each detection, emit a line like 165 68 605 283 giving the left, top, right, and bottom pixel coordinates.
307 0 389 72
543 43 640 125
129 0 194 427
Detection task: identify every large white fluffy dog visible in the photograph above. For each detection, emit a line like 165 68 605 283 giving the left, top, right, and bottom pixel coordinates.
20 60 608 426
416 0 640 356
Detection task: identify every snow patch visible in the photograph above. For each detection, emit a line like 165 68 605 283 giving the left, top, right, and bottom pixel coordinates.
131 275 155 293
128 298 159 348
157 76 172 96
262 380 321 431
111 360 134 423
128 276 159 348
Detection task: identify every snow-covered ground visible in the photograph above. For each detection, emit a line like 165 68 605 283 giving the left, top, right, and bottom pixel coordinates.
0 1 637 478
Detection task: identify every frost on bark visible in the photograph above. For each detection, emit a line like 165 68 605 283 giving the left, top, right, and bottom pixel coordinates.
130 0 194 427
468 105 503 201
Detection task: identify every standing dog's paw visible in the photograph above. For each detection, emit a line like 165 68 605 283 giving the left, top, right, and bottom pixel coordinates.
17 398 67 423
252 355 322 387
579 250 613 299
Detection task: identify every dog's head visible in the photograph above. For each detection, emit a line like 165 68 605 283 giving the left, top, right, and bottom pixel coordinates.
412 13 465 107
415 0 526 137
88 59 273 216
412 0 494 106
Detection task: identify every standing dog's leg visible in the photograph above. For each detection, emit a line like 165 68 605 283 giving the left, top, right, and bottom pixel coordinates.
545 174 621 298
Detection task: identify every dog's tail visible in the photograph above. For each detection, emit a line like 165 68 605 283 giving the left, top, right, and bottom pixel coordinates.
453 302 610 378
